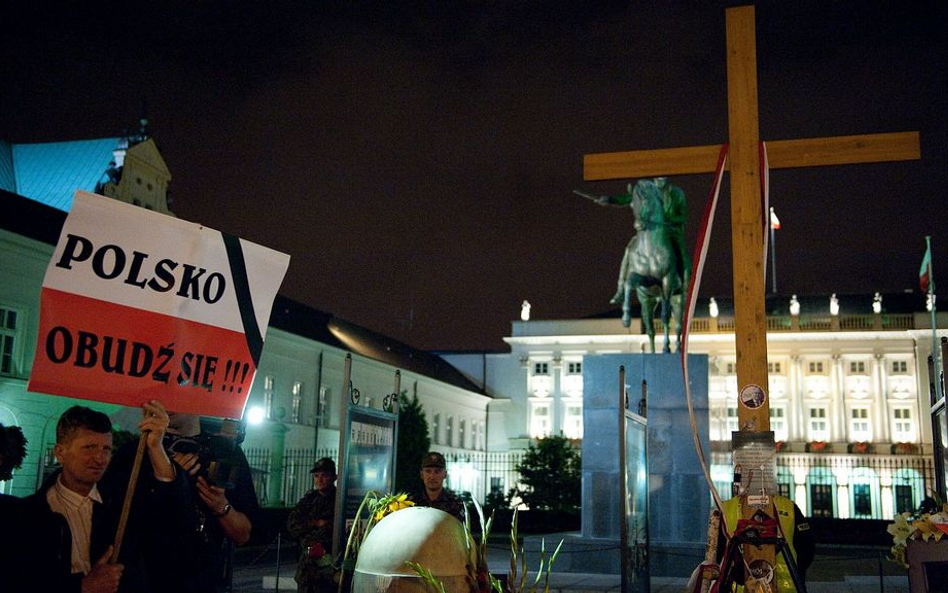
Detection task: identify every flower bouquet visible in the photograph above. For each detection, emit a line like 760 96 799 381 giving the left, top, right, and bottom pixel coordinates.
887 501 948 568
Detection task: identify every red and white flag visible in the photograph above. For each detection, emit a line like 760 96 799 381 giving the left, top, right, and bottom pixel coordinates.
770 207 780 230
28 191 290 419
920 242 932 294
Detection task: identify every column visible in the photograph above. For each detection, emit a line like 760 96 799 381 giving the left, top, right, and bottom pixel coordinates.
874 353 890 443
791 355 804 441
833 354 846 441
267 422 289 506
794 466 808 513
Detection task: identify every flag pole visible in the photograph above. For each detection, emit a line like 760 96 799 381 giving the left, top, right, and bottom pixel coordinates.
928 236 943 405
770 208 777 294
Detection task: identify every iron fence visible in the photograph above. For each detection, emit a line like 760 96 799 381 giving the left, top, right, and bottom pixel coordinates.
243 447 524 507
711 452 936 520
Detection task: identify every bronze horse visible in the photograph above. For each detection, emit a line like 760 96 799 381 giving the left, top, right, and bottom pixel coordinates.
578 178 689 353
622 180 687 352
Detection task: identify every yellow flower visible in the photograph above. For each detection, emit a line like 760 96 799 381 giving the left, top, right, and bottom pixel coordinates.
372 493 415 522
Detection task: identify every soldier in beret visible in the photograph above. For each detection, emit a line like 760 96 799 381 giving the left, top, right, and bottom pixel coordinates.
287 457 337 593
408 451 464 522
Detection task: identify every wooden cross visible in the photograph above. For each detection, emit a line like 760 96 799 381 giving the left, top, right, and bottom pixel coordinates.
584 7 919 586
584 5 920 434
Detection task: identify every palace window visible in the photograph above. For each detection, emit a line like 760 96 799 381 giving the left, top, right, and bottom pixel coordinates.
726 407 739 435
807 361 825 374
0 307 19 376
850 407 871 441
809 407 828 441
767 362 782 374
893 408 914 442
531 361 553 396
317 386 333 428
530 401 552 438
891 360 908 374
263 375 275 420
432 413 441 445
459 419 467 449
291 380 303 423
563 402 583 439
725 363 737 374
895 484 914 515
810 483 834 518
849 361 867 374
446 416 454 447
567 362 582 374
770 407 787 442
853 484 872 517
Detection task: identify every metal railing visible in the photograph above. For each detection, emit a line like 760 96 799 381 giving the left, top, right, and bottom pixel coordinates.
244 447 525 507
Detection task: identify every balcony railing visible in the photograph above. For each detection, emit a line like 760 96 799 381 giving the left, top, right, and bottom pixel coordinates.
658 313 916 333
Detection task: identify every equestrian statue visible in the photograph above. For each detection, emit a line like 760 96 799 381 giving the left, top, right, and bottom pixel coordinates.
575 178 691 353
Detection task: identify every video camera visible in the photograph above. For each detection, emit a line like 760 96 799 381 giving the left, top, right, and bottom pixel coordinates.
165 423 241 490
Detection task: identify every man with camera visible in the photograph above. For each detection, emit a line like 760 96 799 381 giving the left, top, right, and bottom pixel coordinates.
151 413 261 593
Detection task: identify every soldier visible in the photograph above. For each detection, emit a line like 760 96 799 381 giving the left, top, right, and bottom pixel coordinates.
409 452 464 522
287 458 337 593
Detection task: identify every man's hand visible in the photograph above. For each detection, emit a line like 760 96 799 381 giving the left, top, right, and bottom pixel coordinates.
82 546 123 593
139 400 176 481
139 400 170 447
196 476 229 513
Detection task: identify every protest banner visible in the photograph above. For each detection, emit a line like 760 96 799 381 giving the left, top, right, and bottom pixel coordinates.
28 190 290 419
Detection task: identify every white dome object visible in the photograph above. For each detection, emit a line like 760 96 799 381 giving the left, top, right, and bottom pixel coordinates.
352 506 471 593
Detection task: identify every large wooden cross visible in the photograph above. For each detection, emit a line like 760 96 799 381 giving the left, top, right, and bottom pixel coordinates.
585 5 920 434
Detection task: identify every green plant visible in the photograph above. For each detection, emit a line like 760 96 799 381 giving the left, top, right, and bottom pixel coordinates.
395 393 431 493
407 498 560 593
506 508 562 593
337 490 416 593
512 435 581 512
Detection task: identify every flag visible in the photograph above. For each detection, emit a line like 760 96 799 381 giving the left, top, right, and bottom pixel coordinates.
920 243 932 293
770 207 780 230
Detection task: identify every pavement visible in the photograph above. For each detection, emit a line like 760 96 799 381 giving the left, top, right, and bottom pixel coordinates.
230 540 910 593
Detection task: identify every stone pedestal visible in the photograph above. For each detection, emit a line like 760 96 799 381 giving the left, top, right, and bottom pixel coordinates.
578 353 709 576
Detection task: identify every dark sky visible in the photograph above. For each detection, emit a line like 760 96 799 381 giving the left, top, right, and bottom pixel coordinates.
2 1 945 352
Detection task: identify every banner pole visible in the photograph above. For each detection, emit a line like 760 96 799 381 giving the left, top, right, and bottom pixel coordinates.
111 431 148 563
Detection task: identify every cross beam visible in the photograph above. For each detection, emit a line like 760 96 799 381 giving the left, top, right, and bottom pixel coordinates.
583 6 920 434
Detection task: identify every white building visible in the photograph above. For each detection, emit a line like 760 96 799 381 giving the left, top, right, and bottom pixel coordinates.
444 298 947 520
0 132 490 504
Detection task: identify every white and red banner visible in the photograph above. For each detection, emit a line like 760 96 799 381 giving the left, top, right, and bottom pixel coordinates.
28 191 290 419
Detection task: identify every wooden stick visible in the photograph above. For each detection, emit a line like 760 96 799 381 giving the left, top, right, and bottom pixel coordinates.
111 431 148 563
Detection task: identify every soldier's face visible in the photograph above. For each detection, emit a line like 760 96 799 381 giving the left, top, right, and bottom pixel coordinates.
313 471 335 493
421 467 446 491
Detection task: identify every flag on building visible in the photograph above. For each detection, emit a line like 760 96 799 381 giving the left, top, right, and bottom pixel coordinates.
920 242 932 293
770 207 780 230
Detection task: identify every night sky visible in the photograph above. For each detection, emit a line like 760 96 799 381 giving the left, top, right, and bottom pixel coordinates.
2 1 945 352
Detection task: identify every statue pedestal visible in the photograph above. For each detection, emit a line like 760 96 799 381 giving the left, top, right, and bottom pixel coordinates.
580 354 709 576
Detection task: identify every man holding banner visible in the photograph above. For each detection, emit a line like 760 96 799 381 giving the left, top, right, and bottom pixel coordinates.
24 190 289 591
21 401 188 593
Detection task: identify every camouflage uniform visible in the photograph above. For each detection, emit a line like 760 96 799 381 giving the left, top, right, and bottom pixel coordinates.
287 487 336 593
410 487 465 522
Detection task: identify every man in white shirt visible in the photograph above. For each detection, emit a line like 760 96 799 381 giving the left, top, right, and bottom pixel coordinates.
21 402 185 593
